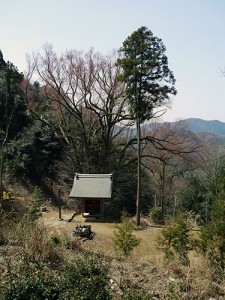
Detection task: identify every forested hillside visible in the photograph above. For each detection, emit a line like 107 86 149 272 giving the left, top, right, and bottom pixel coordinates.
187 118 225 135
1 27 225 299
0 45 204 215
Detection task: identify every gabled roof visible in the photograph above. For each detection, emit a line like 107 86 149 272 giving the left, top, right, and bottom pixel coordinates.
69 173 113 199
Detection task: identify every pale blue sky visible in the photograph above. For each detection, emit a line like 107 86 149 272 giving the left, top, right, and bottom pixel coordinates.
1 0 225 122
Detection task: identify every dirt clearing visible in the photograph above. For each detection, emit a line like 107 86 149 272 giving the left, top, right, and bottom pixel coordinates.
40 208 162 261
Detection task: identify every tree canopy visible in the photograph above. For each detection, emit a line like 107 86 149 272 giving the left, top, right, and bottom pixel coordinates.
117 26 177 121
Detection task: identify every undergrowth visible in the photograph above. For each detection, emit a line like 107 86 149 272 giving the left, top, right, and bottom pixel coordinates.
1 211 225 299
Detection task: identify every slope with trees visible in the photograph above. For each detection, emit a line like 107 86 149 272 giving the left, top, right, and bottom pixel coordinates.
0 50 31 206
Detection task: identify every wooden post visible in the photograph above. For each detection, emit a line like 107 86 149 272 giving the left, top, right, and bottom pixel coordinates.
100 199 104 217
58 188 62 220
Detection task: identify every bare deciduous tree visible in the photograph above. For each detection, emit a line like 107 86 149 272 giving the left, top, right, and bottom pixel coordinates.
142 120 204 213
23 44 133 175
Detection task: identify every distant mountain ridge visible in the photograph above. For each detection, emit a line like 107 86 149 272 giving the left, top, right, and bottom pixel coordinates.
184 118 225 136
120 118 225 141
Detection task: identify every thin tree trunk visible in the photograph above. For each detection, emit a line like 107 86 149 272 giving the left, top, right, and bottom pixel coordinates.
161 162 166 215
136 116 141 226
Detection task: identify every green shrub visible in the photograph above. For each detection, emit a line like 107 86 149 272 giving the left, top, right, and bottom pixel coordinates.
150 206 164 224
2 249 111 300
51 234 62 245
158 213 193 265
61 251 112 300
25 186 45 221
113 210 140 257
3 257 61 300
199 197 225 276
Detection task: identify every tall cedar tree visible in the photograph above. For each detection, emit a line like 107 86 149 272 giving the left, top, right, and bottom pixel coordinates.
117 26 177 225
